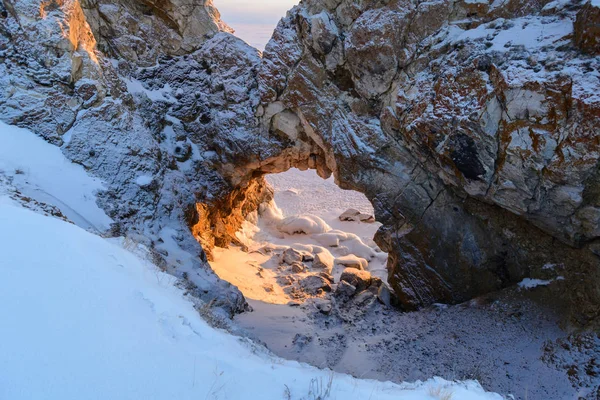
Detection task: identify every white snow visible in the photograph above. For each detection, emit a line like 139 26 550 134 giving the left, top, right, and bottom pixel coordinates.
0 202 502 400
0 121 112 233
135 174 154 186
124 77 174 102
518 276 565 289
277 214 331 234
457 17 573 53
209 168 390 303
335 254 369 269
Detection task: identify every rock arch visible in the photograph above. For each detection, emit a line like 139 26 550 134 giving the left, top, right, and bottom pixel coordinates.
188 0 600 322
0 0 598 324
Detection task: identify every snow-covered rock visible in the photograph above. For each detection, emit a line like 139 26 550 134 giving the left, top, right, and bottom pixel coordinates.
335 254 369 270
312 251 335 274
340 268 373 292
277 214 331 235
257 0 600 321
0 0 599 323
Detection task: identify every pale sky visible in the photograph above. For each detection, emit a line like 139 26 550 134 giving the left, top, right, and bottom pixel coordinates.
216 0 298 24
215 0 298 49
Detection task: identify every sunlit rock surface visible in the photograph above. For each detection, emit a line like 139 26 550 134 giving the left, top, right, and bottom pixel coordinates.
0 0 599 324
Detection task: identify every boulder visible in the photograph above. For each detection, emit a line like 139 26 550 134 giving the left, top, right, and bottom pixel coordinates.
339 208 361 221
377 284 393 307
291 262 306 273
353 290 376 307
340 209 376 223
335 280 357 298
300 275 332 295
318 272 334 283
340 268 372 292
282 248 303 265
314 299 333 315
312 251 334 273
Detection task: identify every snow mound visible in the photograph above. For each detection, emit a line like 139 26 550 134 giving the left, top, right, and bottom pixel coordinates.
0 203 501 400
277 214 331 235
335 254 369 270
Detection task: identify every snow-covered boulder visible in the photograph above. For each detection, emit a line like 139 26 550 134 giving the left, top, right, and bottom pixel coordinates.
335 254 368 270
277 215 331 235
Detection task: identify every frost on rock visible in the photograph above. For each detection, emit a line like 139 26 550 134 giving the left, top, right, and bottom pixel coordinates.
0 0 599 324
257 0 600 322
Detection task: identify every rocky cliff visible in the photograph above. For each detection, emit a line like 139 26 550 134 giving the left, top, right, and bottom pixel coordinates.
255 0 600 324
0 0 599 324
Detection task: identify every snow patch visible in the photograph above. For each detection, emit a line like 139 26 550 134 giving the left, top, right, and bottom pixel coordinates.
277 214 331 235
518 276 565 289
135 175 154 186
0 121 112 233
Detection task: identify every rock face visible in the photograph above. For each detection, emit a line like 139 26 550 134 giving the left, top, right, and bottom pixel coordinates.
1 0 599 324
80 0 231 66
574 2 600 55
254 0 600 323
0 0 254 315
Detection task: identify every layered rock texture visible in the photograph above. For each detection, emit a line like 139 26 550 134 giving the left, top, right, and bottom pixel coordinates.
257 0 600 324
0 0 599 323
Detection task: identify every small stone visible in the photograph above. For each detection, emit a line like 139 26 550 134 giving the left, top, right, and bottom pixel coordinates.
315 300 333 314
278 275 294 286
339 208 375 223
358 213 375 223
282 248 303 265
377 284 392 307
339 208 361 221
263 284 274 293
318 272 334 283
292 333 313 348
291 262 306 273
302 253 314 262
354 290 376 306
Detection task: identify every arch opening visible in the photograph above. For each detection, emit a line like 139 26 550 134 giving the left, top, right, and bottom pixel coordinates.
196 167 390 306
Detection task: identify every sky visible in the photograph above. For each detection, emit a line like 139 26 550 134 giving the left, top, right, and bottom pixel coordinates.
215 0 299 50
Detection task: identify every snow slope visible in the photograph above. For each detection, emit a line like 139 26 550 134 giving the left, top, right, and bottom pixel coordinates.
0 203 502 400
0 123 500 399
0 121 112 233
